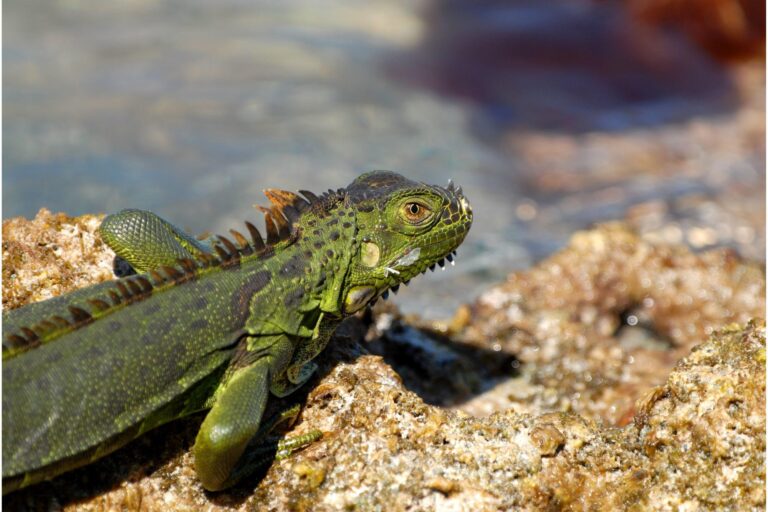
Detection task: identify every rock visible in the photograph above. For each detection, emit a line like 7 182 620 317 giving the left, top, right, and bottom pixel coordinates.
2 209 113 310
631 321 765 508
2 215 764 511
459 222 764 426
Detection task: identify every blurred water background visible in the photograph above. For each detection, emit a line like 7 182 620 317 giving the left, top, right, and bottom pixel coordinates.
4 0 765 318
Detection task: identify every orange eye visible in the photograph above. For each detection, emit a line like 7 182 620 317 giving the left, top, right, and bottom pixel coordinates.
403 202 430 223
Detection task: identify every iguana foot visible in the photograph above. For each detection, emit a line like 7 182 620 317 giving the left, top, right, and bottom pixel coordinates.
212 404 322 490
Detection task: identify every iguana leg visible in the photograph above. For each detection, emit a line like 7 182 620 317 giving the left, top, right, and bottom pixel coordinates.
258 403 304 434
194 334 311 491
225 404 322 480
194 356 270 491
99 209 213 273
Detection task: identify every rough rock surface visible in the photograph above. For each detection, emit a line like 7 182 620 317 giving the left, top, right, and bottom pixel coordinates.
454 222 764 426
2 209 113 310
2 213 765 511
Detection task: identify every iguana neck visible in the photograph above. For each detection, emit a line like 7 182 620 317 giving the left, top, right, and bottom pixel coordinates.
259 195 358 319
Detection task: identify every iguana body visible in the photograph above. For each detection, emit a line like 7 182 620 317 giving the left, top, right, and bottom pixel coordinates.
2 171 472 493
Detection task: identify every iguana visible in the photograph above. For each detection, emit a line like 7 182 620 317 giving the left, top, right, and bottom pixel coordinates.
2 171 472 493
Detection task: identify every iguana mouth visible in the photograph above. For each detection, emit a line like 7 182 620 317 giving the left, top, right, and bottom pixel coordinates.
375 247 460 303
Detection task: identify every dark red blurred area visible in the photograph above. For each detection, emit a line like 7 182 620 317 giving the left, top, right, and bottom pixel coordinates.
389 0 748 134
627 0 765 62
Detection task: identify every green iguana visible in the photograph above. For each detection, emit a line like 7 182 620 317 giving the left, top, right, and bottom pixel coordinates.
2 171 472 493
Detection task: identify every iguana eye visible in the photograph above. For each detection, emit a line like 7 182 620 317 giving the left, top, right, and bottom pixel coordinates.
402 202 431 224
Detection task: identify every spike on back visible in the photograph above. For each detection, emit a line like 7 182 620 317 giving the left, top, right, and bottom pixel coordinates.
254 188 312 245
264 189 310 214
269 208 290 239
298 190 320 204
229 229 252 255
244 221 266 251
258 208 282 245
212 236 241 269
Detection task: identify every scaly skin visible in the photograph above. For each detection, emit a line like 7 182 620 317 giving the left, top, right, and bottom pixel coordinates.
2 171 472 493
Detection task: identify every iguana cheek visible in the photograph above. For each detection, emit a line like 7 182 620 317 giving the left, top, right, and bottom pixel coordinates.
343 285 376 314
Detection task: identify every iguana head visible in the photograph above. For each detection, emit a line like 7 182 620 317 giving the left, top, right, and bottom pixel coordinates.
341 171 472 314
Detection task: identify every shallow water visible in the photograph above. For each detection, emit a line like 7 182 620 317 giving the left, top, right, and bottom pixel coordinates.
4 0 764 318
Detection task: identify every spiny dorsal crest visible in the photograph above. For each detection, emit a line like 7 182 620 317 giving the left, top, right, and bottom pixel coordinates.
254 187 344 244
3 250 229 359
3 186 346 359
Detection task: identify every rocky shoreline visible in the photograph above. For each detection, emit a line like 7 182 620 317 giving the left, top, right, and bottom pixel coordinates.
3 210 765 511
